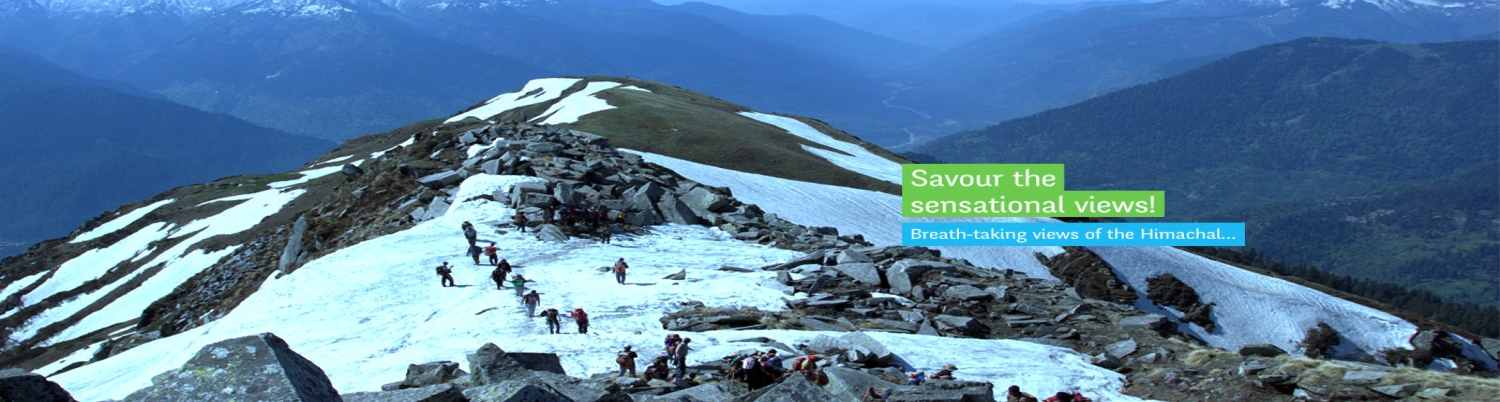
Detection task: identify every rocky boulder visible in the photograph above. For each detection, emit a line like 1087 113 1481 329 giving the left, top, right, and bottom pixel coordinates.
462 381 572 402
1040 248 1137 304
343 384 465 402
535 224 568 242
122 333 341 402
467 343 567 386
830 263 881 286
0 368 75 402
887 260 957 295
742 375 835 402
401 361 462 389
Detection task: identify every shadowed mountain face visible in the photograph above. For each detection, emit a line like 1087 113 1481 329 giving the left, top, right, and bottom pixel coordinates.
0 48 331 256
921 38 1499 305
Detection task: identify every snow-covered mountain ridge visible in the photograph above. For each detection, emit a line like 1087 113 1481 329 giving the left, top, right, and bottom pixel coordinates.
2 76 1497 401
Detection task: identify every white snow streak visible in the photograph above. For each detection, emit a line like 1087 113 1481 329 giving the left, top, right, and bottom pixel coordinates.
531 81 623 125
445 78 581 123
269 160 363 189
738 112 903 184
68 199 174 244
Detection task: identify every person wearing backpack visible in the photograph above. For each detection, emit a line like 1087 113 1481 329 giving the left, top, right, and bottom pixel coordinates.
490 265 506 290
435 262 455 287
522 290 540 318
571 308 590 334
542 308 562 334
616 346 638 377
512 210 528 233
461 221 478 247
612 258 629 285
467 244 483 265
484 242 500 266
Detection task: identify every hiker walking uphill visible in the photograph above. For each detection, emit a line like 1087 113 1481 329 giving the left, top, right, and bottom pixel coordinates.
484 242 500 266
613 258 629 285
522 290 540 317
510 274 531 297
512 210 528 233
490 265 506 290
616 346 638 377
1007 385 1040 402
435 262 455 287
570 308 590 334
461 221 478 247
467 243 483 265
671 338 692 378
542 308 562 334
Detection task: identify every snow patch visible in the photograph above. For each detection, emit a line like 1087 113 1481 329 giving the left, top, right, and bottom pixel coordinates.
1091 247 1419 357
445 78 581 123
738 112 902 184
69 199 174 244
313 154 353 166
269 161 363 189
370 134 418 159
531 81 623 125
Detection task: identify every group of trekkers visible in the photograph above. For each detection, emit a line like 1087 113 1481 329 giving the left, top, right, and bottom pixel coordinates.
613 334 695 383
438 220 617 336
513 198 621 243
439 219 1094 402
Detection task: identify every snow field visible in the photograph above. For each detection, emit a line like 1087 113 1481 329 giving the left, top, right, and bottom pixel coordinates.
531 81 625 125
54 174 1143 402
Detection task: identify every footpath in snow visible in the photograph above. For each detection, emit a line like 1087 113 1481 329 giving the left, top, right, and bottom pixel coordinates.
55 174 1142 402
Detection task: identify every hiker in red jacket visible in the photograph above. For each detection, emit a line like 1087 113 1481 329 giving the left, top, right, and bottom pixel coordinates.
484 242 499 266
613 258 629 285
571 308 590 334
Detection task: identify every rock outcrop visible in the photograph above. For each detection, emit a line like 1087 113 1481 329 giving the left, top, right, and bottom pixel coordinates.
122 333 341 402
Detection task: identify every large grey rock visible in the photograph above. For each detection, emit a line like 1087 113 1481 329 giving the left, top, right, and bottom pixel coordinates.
830 263 881 286
681 186 731 218
932 315 989 337
402 361 462 389
651 383 733 402
887 260 956 295
553 183 577 205
745 375 835 402
627 183 666 207
341 163 366 178
1105 339 1138 359
481 160 502 175
1237 344 1287 358
941 285 993 302
535 224 568 242
278 215 310 274
122 333 341 402
0 368 75 402
419 171 463 188
462 381 572 402
889 380 993 402
467 343 567 386
656 196 702 225
343 384 465 402
1117 314 1168 330
834 250 872 265
1481 337 1500 361
823 368 903 402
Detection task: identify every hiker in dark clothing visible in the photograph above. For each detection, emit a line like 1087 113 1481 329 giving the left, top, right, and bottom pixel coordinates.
1007 385 1040 402
1043 392 1091 402
435 262 455 287
462 221 478 247
612 258 628 285
513 211 528 233
664 334 682 357
932 364 957 380
484 242 499 266
672 338 691 378
522 290 540 317
570 308 589 334
542 308 562 334
490 265 507 290
496 259 512 281
616 346 638 377
543 206 556 224
467 244 483 265
643 357 670 381
760 350 784 379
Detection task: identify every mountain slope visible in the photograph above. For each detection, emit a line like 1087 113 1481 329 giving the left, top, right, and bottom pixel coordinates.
894 0 1500 134
4 75 1493 401
0 48 331 258
918 38 1499 306
105 0 543 139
